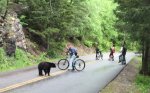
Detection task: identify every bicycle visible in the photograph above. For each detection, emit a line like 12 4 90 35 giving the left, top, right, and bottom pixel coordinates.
119 55 126 65
108 55 114 61
96 52 103 60
57 55 85 71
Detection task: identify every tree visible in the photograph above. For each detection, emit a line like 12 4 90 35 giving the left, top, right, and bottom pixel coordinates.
115 0 150 75
20 0 120 57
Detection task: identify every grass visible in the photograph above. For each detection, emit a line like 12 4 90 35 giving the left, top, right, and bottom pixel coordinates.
100 56 150 93
134 57 150 93
0 48 61 72
135 75 150 93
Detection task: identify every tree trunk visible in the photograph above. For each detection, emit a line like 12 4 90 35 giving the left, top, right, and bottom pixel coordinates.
47 35 50 52
148 45 150 75
141 41 149 75
147 41 150 75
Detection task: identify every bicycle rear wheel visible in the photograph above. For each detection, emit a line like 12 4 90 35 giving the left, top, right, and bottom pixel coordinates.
97 54 100 60
74 59 85 71
58 59 69 70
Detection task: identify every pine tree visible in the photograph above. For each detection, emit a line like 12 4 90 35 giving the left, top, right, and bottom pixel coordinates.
115 0 150 75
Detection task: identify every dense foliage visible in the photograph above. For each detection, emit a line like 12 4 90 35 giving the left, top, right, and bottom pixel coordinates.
0 0 123 72
0 47 52 72
136 75 150 93
16 0 120 57
115 0 150 75
0 48 33 71
0 0 7 18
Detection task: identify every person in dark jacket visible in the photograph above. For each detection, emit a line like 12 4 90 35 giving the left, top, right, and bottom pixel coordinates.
95 47 102 60
119 45 127 64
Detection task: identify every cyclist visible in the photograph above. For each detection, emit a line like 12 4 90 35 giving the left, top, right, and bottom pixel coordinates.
109 44 115 61
95 46 102 60
119 44 127 64
66 44 78 71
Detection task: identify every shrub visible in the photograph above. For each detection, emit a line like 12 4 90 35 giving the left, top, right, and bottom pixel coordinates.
84 40 93 47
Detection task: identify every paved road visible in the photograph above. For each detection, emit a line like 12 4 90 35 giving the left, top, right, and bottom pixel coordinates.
1 52 135 93
0 53 98 89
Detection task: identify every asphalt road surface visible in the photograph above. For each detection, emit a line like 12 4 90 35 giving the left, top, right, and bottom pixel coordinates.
0 52 135 93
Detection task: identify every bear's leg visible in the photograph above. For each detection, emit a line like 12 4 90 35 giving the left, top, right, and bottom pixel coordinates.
44 69 47 76
39 69 43 76
48 68 51 76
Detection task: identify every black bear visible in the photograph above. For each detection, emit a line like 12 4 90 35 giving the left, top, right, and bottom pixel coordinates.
38 62 56 76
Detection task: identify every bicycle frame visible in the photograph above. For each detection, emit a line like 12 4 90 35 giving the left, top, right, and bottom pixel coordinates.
58 55 85 71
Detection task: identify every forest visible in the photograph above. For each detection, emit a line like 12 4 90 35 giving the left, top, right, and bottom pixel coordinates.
1 0 121 54
0 0 149 75
0 0 150 92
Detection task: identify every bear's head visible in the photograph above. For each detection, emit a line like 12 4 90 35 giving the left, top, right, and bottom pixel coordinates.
51 63 56 68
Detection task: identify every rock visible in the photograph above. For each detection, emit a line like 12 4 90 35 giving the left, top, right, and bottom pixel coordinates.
4 10 27 50
0 9 27 56
4 36 16 57
0 16 5 47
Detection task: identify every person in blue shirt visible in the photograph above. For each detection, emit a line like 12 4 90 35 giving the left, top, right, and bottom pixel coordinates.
66 44 78 70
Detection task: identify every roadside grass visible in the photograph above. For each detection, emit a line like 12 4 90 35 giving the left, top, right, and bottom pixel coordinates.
134 56 150 93
0 48 61 72
135 75 150 93
100 56 149 93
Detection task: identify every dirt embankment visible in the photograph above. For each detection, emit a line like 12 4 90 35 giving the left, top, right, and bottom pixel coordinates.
76 45 95 55
100 58 141 93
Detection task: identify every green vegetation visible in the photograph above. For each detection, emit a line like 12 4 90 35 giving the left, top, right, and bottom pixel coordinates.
18 0 121 56
131 57 150 93
115 0 150 75
0 0 149 76
0 0 131 56
0 0 7 17
0 48 32 72
0 48 52 72
135 75 150 93
134 57 150 93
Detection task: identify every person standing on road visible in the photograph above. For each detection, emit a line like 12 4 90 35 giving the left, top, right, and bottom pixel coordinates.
66 43 78 71
119 44 127 64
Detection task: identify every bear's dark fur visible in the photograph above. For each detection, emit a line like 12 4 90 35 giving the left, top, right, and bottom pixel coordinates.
38 62 56 76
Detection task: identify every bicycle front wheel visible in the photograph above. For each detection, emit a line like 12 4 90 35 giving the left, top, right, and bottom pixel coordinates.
74 59 85 71
58 59 69 70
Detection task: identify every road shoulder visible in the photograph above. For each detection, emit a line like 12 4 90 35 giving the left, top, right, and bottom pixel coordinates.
100 57 141 93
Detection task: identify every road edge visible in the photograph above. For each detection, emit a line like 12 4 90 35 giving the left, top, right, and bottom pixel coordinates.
0 63 57 77
99 57 140 93
98 58 134 93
